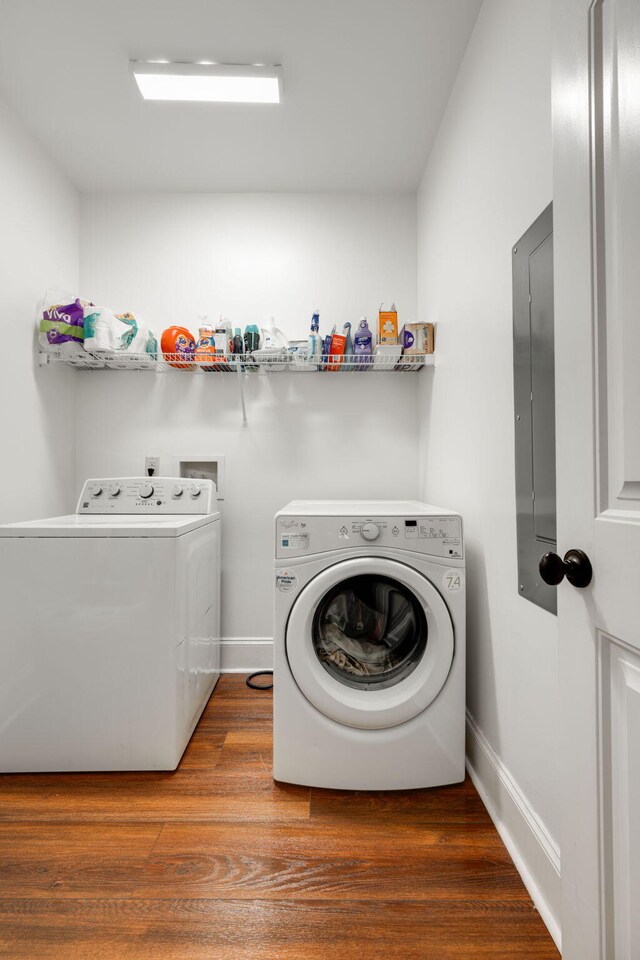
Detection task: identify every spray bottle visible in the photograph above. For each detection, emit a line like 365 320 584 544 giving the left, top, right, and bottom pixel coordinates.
354 316 373 370
308 311 321 368
342 321 354 371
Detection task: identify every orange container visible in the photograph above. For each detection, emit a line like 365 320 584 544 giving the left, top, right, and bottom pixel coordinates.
327 332 347 371
194 325 217 371
378 306 399 344
161 326 195 369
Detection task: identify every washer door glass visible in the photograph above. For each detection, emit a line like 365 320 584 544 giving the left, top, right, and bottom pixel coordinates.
312 575 427 690
285 556 456 730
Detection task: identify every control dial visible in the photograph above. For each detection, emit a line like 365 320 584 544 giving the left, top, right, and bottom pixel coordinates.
107 484 121 498
188 484 202 499
91 485 103 498
139 483 154 499
360 521 380 542
172 484 184 499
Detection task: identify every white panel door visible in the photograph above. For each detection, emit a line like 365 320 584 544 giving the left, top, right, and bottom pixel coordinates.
553 0 640 957
604 642 640 959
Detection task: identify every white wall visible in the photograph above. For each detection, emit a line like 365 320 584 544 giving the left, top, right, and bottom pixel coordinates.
77 194 420 654
0 96 79 522
416 0 560 941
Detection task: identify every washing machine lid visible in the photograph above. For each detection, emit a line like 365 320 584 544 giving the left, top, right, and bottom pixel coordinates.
0 513 220 538
286 556 454 730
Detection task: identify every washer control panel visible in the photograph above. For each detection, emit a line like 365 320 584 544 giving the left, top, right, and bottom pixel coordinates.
276 514 463 560
77 477 217 514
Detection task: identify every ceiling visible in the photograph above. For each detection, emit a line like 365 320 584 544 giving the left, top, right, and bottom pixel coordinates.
0 0 481 193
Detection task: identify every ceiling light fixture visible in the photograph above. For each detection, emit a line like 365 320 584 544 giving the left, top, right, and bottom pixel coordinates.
130 61 282 103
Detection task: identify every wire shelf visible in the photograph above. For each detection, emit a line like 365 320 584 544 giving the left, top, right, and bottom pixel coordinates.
38 350 435 373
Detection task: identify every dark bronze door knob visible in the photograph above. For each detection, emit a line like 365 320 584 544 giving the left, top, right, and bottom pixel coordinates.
539 549 593 588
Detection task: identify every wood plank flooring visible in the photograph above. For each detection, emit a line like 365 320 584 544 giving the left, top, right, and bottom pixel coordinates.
0 676 559 959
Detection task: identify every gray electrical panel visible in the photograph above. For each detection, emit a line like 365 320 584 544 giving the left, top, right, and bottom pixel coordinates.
513 203 556 614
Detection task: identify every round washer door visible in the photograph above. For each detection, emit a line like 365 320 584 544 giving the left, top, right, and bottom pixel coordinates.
286 556 454 730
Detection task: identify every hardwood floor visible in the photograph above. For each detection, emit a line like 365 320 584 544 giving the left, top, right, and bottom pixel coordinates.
0 676 559 959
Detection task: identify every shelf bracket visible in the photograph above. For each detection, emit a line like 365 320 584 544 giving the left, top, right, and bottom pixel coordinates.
235 358 248 427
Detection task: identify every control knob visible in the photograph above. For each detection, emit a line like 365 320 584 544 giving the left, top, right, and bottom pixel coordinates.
139 483 154 499
172 484 184 498
107 484 120 498
189 484 202 499
91 485 103 498
360 521 380 542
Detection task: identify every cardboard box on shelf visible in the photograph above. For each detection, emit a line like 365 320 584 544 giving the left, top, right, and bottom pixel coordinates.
400 322 434 353
397 322 435 369
378 304 399 344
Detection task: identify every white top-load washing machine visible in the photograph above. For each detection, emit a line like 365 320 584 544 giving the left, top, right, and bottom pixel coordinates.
0 477 221 772
274 500 465 790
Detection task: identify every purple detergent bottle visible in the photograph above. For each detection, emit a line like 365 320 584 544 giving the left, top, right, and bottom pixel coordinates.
353 316 373 370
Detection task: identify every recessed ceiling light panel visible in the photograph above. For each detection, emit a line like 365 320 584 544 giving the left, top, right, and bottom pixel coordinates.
130 61 282 103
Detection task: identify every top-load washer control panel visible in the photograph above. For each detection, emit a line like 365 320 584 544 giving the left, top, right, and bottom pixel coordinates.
276 514 463 560
77 478 217 515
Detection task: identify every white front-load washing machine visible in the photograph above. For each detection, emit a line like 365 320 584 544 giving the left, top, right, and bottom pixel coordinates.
274 501 465 790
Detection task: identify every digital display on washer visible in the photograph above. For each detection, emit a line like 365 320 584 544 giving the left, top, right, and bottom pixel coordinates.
405 520 417 527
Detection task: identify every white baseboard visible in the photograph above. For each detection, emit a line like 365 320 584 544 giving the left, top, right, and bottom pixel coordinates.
466 711 562 953
220 638 273 673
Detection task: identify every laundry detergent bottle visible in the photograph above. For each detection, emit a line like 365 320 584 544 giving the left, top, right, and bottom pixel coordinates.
260 316 287 351
243 324 260 370
244 324 260 353
161 325 196 369
353 316 373 370
194 319 217 371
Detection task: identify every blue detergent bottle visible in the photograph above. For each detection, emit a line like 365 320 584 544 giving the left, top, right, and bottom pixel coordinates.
353 317 373 370
244 323 260 370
